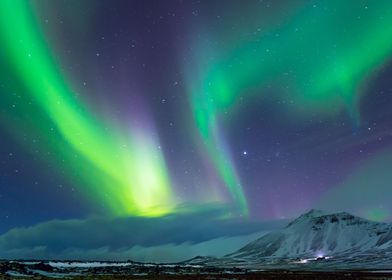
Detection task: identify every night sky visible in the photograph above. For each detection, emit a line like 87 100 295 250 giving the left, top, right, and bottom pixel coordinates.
1 0 392 261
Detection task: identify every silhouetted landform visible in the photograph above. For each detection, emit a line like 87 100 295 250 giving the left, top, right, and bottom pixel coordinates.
1 260 392 279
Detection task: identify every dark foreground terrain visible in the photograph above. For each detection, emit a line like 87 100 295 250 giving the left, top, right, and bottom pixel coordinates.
2 271 392 280
1 261 392 279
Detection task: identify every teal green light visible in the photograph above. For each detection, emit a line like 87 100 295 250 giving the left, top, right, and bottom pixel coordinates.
0 0 174 217
187 72 249 216
191 1 392 116
185 1 392 215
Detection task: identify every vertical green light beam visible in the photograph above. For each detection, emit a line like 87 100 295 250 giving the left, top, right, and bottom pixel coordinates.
0 0 174 217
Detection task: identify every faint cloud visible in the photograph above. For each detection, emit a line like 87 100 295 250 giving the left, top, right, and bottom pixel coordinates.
0 206 284 262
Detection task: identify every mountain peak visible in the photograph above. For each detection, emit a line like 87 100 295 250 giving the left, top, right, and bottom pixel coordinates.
285 209 328 228
302 209 328 218
225 210 392 268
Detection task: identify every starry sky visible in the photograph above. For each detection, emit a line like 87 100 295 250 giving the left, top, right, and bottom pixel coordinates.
1 0 392 261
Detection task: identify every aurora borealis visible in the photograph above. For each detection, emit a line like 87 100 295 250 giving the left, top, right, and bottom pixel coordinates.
0 0 174 217
185 0 392 216
1 0 392 260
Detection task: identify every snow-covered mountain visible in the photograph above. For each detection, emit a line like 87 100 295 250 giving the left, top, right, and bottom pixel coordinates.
231 209 392 258
195 209 392 269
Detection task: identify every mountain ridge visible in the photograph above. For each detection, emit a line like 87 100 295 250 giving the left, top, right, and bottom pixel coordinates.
190 209 392 269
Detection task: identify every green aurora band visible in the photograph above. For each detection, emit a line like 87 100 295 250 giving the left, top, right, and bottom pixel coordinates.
1 0 392 219
0 0 174 217
186 0 392 215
